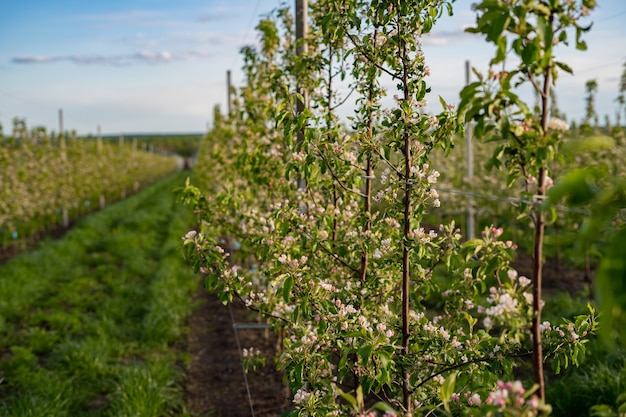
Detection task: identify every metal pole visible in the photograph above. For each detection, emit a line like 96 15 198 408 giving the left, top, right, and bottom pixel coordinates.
465 60 475 239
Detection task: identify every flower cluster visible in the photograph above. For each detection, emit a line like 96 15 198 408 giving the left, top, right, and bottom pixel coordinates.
547 117 569 132
483 380 552 415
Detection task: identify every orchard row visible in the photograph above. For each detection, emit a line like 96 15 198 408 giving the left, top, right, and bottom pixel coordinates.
1 120 179 252
180 1 623 416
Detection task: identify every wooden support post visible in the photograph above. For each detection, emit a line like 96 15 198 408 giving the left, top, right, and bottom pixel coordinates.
97 125 103 154
62 208 69 228
465 60 475 239
227 69 233 116
59 108 67 161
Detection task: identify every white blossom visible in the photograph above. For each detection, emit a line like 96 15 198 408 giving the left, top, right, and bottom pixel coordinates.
293 387 311 404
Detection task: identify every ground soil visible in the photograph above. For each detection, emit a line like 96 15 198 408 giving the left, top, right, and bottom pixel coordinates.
184 284 291 417
512 249 593 296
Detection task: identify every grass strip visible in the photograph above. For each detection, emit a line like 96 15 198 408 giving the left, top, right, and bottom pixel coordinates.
0 172 197 417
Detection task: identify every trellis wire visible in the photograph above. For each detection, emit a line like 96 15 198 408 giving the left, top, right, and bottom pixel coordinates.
228 303 257 417
435 186 591 216
361 174 591 216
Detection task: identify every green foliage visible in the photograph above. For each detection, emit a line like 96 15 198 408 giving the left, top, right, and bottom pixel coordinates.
547 344 626 417
546 162 626 347
0 121 179 250
585 79 599 126
181 1 604 416
595 230 626 346
0 173 196 416
121 133 201 157
460 0 600 401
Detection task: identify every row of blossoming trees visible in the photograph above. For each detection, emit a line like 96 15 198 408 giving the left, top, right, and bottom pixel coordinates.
431 72 626 278
182 0 604 415
0 120 179 252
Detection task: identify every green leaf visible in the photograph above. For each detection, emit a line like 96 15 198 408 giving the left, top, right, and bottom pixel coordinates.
576 27 589 51
555 61 573 74
547 168 597 206
532 3 551 16
493 35 508 65
282 275 294 302
440 371 458 413
375 351 393 386
464 312 478 332
334 384 357 408
439 95 448 110
596 229 626 346
373 402 398 413
461 238 483 248
589 404 617 417
358 344 373 366
522 39 540 66
485 257 499 276
356 385 364 410
339 350 349 370
488 14 510 43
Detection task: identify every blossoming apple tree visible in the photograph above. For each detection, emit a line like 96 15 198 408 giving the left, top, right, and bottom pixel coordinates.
181 0 597 415
459 0 598 399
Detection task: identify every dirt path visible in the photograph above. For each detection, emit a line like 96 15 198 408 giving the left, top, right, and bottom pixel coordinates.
185 285 290 417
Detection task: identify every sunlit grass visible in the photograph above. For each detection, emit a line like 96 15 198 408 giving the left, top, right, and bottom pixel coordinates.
107 359 191 417
0 172 197 416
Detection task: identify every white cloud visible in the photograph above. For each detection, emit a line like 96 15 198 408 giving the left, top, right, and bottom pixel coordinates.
12 50 213 66
423 29 473 45
12 55 57 64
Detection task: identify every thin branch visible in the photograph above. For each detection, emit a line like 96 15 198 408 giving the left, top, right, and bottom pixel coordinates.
315 149 367 198
412 350 533 392
526 69 547 99
233 291 290 323
314 239 361 273
330 86 357 111
365 138 403 178
339 20 400 80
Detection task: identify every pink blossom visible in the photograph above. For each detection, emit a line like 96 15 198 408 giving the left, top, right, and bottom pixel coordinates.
469 393 481 406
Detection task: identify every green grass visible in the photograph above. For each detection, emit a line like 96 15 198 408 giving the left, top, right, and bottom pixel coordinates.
0 172 197 416
542 292 626 417
546 342 626 417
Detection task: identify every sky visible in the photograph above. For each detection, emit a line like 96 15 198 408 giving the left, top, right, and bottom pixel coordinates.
1 0 625 136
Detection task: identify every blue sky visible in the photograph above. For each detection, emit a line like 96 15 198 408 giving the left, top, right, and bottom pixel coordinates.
1 0 624 136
